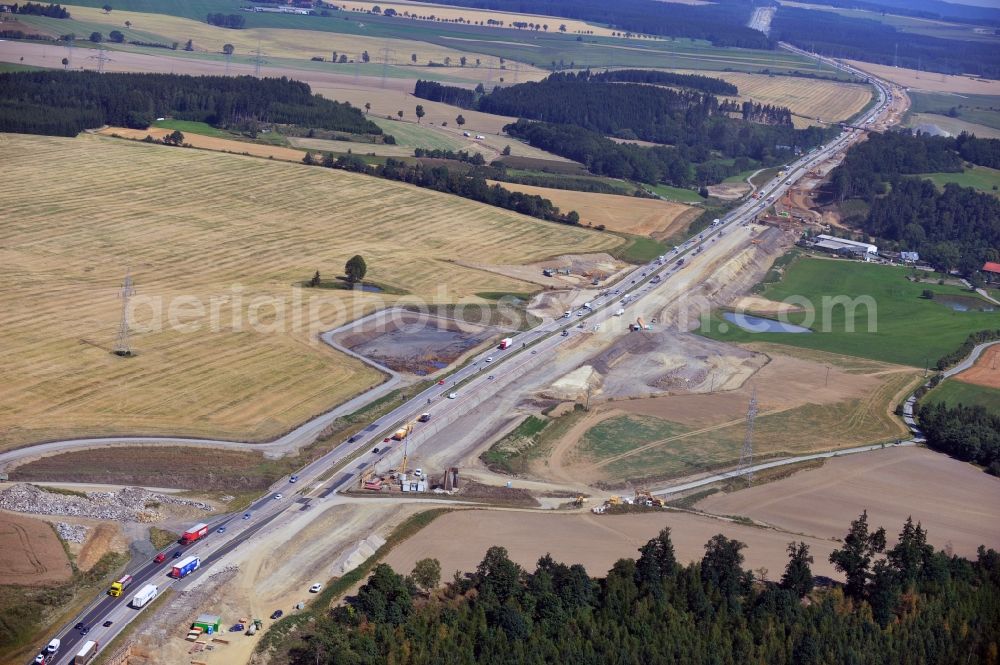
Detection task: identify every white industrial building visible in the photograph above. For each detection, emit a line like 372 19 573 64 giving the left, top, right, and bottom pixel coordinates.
812 234 878 258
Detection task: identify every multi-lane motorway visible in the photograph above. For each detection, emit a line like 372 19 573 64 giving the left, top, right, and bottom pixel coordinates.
38 52 892 665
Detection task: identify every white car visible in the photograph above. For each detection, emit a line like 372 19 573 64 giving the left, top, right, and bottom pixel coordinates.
309 583 323 593
485 356 493 363
273 493 283 500
447 392 458 399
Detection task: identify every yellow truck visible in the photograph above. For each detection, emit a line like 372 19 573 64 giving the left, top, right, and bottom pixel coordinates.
108 574 133 597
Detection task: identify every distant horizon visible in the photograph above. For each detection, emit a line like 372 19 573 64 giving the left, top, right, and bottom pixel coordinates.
946 0 1000 7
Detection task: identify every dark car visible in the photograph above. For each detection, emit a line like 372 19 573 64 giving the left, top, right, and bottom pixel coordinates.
347 435 357 443
172 550 182 558
103 620 114 628
372 447 380 454
79 626 90 635
270 610 284 620
74 622 84 631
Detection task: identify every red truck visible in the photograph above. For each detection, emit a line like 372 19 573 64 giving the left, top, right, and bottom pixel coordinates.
499 337 513 350
181 523 209 544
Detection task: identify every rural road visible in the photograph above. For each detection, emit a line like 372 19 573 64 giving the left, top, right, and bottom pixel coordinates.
901 340 1000 429
36 48 905 665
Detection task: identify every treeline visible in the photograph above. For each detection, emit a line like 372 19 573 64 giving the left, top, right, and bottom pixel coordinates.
205 12 245 29
5 2 69 17
772 6 999 79
934 330 1000 370
413 80 476 108
301 153 580 225
828 131 1000 273
590 68 739 96
0 71 384 137
956 132 1000 169
280 518 1000 664
414 147 486 165
402 0 772 47
919 400 1000 475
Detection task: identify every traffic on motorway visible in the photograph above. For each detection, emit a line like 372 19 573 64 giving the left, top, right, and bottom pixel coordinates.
35 52 892 665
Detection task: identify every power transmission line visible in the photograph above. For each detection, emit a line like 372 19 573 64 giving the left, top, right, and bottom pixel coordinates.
113 268 135 357
736 387 757 486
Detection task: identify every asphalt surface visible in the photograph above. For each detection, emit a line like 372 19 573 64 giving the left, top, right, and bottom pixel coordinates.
34 49 896 665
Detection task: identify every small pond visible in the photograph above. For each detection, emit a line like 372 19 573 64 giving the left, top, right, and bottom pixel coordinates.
723 311 812 333
934 295 996 313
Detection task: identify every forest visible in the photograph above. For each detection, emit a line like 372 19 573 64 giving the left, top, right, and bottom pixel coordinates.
403 0 770 47
0 71 384 137
301 153 579 225
590 69 738 96
827 131 1000 274
772 6 999 79
918 399 1000 476
276 517 1000 664
4 2 69 17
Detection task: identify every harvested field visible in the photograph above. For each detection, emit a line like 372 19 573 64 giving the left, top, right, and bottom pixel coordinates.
336 312 499 375
696 446 1000 557
99 126 307 161
845 59 1000 95
382 509 842 580
485 181 701 239
700 72 872 127
0 512 71 586
906 112 1000 139
0 133 617 449
955 343 1000 388
288 136 414 157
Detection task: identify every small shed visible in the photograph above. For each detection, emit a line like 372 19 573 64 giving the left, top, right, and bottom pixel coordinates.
192 614 222 634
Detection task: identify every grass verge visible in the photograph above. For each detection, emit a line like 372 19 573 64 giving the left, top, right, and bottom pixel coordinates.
148 527 179 550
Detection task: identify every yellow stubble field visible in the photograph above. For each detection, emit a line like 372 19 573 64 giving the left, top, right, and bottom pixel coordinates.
0 133 619 449
709 72 873 127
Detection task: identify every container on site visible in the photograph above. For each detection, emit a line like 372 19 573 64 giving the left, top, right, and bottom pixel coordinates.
131 583 158 608
192 614 222 634
392 423 412 441
499 337 513 350
181 523 208 544
172 556 200 579
108 574 133 597
73 640 98 665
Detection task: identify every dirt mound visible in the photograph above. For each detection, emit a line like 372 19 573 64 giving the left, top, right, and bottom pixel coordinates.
0 483 213 522
544 366 601 401
730 295 805 316
77 522 125 572
0 512 72 585
707 182 750 200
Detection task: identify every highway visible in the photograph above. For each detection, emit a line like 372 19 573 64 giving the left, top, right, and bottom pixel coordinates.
36 51 894 665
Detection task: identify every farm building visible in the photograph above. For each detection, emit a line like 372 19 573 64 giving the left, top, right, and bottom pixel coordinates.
812 234 877 258
983 261 1000 284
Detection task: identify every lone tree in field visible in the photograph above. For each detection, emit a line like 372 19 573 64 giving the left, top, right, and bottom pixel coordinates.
222 43 234 55
309 270 321 286
345 255 367 283
397 110 403 120
89 31 103 43
163 130 185 146
102 3 112 13
456 114 466 128
411 52 417 63
415 105 425 123
109 30 124 43
410 558 441 595
364 102 371 115
61 57 69 69
124 20 131 29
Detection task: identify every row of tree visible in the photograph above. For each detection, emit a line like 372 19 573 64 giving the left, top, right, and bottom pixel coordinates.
413 147 487 165
408 0 772 48
589 68 739 96
918 400 1000 476
5 2 69 17
301 152 580 225
279 516 1000 664
205 12 245 29
0 71 385 137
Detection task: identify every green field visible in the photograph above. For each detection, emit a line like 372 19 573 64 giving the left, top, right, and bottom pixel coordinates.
577 415 689 460
369 118 467 151
152 119 234 138
921 166 1000 195
909 91 1000 132
922 379 1000 412
647 183 706 204
702 256 1000 367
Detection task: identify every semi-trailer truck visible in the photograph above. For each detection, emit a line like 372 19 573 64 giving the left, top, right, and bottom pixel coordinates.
108 574 133 597
131 583 159 608
499 337 513 350
392 423 412 441
172 556 200 579
73 640 98 664
181 523 208 544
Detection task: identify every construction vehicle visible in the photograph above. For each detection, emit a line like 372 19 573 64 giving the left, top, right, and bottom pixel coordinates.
392 423 412 441
108 574 133 597
573 495 588 506
607 495 622 506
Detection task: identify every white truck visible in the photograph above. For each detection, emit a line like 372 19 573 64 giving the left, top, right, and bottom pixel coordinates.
131 583 158 609
73 641 98 665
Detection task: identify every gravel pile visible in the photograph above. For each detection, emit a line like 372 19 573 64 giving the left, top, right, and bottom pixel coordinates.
0 484 213 522
55 521 88 543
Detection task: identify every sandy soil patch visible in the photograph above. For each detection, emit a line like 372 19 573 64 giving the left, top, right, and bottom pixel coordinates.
730 295 806 316
75 522 125 572
0 511 72 585
469 252 626 291
845 59 1000 95
955 343 1000 388
697 446 1000 557
707 182 751 199
382 509 842 579
0 133 616 450
486 181 700 238
98 127 307 162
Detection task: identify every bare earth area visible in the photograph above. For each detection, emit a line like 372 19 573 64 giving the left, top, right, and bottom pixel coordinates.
0 512 71 585
383 509 842 579
697 447 1000 557
955 344 1000 388
486 180 701 238
845 59 1000 95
